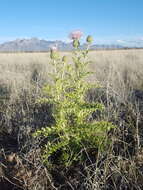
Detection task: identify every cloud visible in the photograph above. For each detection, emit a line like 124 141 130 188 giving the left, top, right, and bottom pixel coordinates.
138 37 143 41
116 37 143 47
116 40 126 43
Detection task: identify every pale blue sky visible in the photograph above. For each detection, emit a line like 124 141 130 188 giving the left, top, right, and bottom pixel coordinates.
0 0 143 44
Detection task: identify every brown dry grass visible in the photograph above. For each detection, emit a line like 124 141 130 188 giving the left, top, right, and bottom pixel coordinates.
0 49 143 189
0 49 143 99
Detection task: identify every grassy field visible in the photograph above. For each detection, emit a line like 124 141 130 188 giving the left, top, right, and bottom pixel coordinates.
0 49 143 98
0 49 143 190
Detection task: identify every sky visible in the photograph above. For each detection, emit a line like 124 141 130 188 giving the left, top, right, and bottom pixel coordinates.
0 0 143 45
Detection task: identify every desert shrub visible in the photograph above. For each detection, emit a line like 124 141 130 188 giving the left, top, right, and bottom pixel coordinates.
34 32 115 167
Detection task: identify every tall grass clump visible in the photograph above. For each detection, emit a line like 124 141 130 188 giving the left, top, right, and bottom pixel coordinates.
34 31 115 167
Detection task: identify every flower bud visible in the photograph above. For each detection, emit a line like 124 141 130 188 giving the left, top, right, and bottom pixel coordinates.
62 55 68 63
86 35 93 44
50 46 59 60
73 39 80 48
51 46 57 51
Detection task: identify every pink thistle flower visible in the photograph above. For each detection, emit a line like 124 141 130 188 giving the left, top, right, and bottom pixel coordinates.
69 30 83 40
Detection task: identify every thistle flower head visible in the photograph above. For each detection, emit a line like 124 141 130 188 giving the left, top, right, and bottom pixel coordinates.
69 30 83 40
50 46 58 52
86 35 93 44
50 46 59 60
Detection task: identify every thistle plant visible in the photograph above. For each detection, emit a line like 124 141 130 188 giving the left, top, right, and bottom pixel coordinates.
34 31 115 166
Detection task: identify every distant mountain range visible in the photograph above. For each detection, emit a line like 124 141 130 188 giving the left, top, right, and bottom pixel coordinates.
0 38 142 52
0 38 72 52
